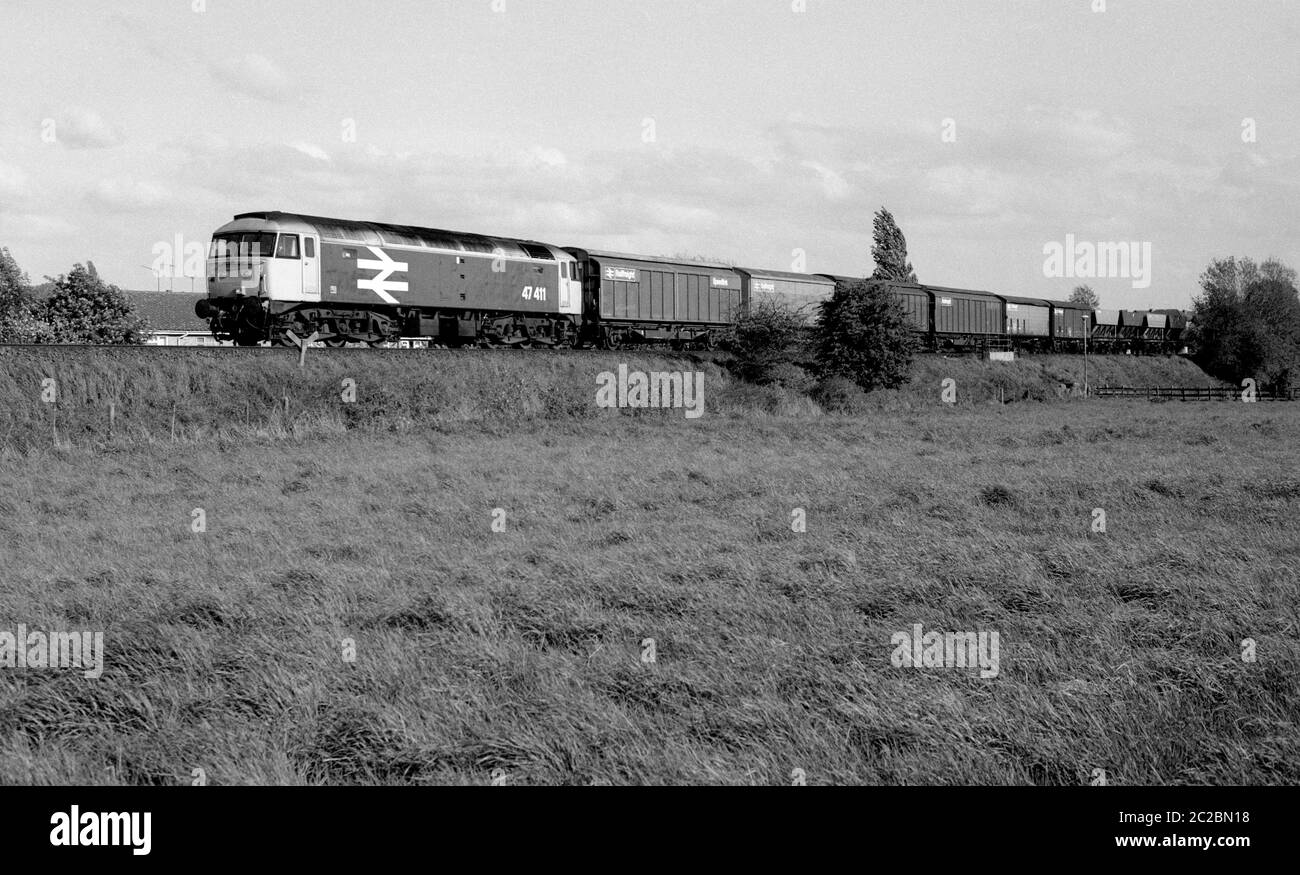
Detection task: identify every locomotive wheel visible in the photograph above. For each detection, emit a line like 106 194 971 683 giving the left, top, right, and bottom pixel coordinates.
323 337 347 348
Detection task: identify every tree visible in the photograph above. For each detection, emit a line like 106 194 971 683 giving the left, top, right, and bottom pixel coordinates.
812 278 916 391
1068 284 1099 309
0 246 29 308
869 208 917 283
0 247 53 342
43 263 149 344
728 299 807 385
1190 256 1300 391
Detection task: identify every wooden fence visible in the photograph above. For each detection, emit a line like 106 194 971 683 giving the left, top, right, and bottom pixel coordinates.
1094 386 1300 401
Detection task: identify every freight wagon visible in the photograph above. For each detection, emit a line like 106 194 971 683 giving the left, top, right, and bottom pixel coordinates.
564 249 744 349
1119 310 1148 346
999 295 1052 351
1049 302 1091 351
736 268 835 326
927 285 1004 349
1091 310 1121 349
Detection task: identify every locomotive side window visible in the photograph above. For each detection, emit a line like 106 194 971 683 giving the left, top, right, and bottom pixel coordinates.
304 238 315 258
276 234 301 259
561 262 568 279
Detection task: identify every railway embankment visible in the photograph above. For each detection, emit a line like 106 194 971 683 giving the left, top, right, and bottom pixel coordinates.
0 346 1226 451
901 353 1229 404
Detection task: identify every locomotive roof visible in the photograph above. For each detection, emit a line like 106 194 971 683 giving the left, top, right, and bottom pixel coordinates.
229 211 561 259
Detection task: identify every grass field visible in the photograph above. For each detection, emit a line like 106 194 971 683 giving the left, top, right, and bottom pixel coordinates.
1 383 1296 785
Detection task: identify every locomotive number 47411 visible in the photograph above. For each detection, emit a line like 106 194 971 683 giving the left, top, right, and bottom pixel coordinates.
522 286 548 302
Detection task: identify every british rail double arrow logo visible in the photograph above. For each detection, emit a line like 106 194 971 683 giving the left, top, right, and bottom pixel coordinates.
356 246 409 304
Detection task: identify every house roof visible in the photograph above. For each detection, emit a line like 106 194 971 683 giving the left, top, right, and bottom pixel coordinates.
125 291 210 332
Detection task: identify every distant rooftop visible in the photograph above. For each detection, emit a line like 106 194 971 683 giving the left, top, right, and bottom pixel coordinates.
124 291 209 332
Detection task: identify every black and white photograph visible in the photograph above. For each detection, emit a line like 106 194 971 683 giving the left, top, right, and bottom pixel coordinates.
0 0 1294 859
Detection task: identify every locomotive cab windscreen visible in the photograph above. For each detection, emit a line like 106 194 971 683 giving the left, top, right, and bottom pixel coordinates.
207 229 319 302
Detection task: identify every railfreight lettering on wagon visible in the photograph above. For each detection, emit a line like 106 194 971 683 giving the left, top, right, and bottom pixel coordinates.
195 211 1192 354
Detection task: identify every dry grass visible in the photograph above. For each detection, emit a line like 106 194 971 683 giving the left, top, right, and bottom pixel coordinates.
0 347 1224 452
0 395 1296 785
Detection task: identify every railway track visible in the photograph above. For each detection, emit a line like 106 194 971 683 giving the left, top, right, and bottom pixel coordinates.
0 342 734 361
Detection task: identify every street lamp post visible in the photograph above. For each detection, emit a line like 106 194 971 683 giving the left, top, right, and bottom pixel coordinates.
1082 313 1089 398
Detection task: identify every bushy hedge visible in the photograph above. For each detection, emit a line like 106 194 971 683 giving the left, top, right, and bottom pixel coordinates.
812 278 916 392
727 299 808 385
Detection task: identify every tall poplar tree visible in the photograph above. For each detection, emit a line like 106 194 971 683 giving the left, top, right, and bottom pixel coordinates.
870 208 918 283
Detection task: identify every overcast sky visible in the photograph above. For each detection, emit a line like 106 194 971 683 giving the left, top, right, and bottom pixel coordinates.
1 0 1297 309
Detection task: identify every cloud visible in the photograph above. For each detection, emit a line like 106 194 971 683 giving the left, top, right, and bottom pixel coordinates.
210 54 293 102
800 160 852 201
291 142 331 162
154 108 1300 295
105 10 170 61
528 147 567 168
0 161 28 198
52 107 122 149
87 178 173 212
0 212 77 240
